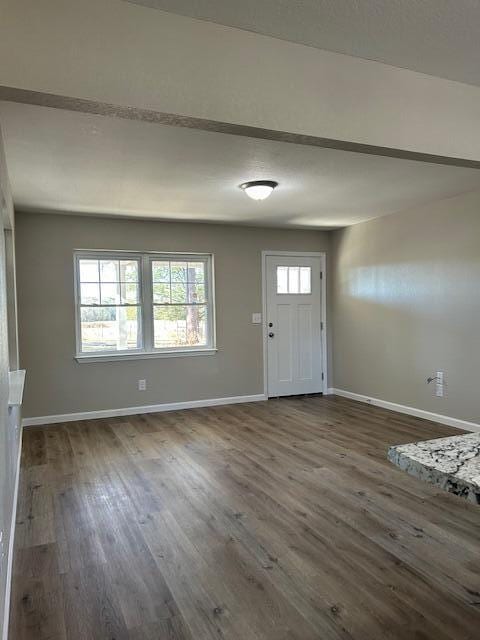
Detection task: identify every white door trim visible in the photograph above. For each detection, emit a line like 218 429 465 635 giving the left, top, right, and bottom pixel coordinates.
261 250 327 397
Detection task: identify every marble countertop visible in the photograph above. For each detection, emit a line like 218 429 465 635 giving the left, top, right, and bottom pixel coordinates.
388 432 480 505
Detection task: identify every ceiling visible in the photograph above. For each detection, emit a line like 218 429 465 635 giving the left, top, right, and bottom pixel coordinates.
125 0 480 87
1 101 479 229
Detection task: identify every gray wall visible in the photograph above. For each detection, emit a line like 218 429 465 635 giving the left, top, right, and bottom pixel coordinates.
15 212 330 418
16 188 480 426
331 189 480 424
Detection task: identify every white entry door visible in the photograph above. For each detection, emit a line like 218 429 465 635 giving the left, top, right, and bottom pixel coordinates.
265 254 323 397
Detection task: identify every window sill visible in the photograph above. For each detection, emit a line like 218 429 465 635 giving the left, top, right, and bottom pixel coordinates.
75 348 217 363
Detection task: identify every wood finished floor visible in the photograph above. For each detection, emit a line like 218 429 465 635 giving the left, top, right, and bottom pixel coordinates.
10 396 480 640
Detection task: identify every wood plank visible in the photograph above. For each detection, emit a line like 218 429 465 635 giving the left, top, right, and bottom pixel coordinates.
9 396 480 640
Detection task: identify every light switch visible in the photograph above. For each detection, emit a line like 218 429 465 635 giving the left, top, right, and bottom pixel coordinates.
252 313 262 324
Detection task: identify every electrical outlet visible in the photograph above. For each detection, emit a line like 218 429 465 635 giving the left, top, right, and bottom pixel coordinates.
435 371 444 397
138 379 146 391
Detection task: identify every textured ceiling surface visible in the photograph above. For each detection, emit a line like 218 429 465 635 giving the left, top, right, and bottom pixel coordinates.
125 0 480 86
1 102 479 228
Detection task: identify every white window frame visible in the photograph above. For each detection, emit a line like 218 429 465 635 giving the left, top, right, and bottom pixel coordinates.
74 250 216 362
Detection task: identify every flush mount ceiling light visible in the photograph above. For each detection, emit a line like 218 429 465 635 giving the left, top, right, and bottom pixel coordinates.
239 180 278 201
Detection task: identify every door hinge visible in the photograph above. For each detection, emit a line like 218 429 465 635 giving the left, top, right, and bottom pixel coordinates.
320 271 323 280
320 321 324 330
321 372 324 381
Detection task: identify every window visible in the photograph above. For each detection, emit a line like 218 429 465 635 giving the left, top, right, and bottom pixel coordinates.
277 266 311 294
151 259 207 349
77 256 142 353
74 251 215 359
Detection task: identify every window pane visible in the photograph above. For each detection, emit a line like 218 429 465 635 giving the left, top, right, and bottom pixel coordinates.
171 283 187 303
154 305 206 348
100 260 119 282
187 262 205 283
80 306 140 352
300 267 311 294
79 259 99 282
152 262 170 282
153 283 170 303
187 282 205 303
100 282 120 304
120 260 138 282
80 282 100 304
170 261 187 282
121 282 139 304
288 267 300 294
277 266 288 294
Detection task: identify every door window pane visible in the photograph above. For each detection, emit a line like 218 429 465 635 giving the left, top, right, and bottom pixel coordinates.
300 267 312 294
277 266 288 294
288 267 300 294
277 265 312 294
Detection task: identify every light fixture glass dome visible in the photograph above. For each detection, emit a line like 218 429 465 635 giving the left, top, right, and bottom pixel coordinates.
240 180 278 201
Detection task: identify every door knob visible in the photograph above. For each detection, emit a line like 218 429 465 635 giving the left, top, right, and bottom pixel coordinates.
268 332 274 338
268 322 273 328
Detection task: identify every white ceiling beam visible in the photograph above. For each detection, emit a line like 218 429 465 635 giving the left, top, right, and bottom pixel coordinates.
1 0 480 162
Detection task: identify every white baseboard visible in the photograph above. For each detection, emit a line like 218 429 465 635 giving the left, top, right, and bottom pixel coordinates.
22 393 267 427
329 388 480 433
2 434 22 640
